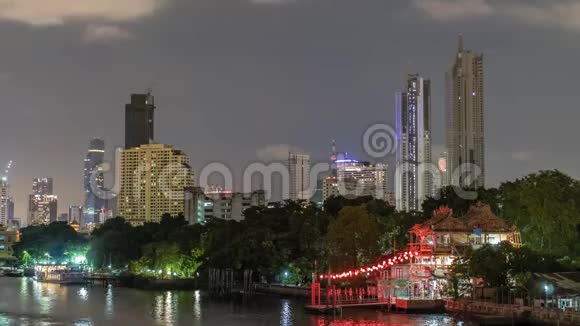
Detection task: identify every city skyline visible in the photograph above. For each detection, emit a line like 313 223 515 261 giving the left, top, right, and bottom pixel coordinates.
1 1 579 218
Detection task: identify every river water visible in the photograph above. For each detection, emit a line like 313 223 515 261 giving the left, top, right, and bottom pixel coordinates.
0 278 463 325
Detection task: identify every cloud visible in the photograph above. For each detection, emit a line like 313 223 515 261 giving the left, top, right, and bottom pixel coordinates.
0 0 165 26
83 24 133 43
256 144 306 162
250 0 296 4
508 2 580 32
412 0 580 32
412 0 493 21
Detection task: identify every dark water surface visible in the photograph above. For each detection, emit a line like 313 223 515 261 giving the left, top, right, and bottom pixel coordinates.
0 278 463 325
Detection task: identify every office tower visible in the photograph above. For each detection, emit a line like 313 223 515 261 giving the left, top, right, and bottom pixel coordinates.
395 74 433 212
446 34 485 188
184 187 266 224
322 176 340 204
288 153 311 201
69 206 83 224
125 92 155 149
0 180 8 226
118 144 194 224
335 159 388 201
28 178 57 225
83 138 106 225
32 178 53 195
28 194 57 225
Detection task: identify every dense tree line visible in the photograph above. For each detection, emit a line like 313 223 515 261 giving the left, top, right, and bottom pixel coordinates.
12 169 580 285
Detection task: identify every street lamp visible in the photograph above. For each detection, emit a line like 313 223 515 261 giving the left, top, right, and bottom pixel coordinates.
544 284 549 308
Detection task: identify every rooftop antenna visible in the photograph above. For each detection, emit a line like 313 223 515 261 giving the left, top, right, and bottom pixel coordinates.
458 33 464 53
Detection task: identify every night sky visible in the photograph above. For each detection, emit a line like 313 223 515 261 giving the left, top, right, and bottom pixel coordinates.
1 0 579 218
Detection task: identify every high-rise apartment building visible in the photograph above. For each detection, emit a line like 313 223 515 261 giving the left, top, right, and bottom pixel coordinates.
322 176 340 203
118 143 194 224
288 153 311 201
446 34 485 188
395 74 432 212
125 93 155 149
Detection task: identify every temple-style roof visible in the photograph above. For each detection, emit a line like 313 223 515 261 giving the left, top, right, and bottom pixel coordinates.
461 202 511 232
421 206 468 231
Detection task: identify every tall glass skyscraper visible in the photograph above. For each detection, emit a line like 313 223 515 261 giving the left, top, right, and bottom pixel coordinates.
83 138 105 225
395 74 432 212
125 93 155 149
445 34 485 188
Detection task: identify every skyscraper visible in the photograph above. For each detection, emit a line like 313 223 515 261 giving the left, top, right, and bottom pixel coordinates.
395 74 432 212
83 138 105 225
69 205 83 224
288 153 311 201
446 34 485 188
118 143 194 224
125 93 155 149
32 178 53 195
0 180 9 226
28 178 57 225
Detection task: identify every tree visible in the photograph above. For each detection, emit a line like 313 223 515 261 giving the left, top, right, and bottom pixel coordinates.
422 186 501 218
13 222 87 264
326 206 381 271
500 170 580 257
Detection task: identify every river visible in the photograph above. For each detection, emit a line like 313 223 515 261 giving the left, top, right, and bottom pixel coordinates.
0 278 463 325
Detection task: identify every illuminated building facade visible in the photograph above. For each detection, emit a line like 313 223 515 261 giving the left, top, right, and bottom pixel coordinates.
0 180 9 226
446 34 485 188
322 176 340 204
184 187 266 224
118 143 194 225
337 159 388 201
395 74 432 212
288 153 311 201
0 226 17 256
28 178 57 225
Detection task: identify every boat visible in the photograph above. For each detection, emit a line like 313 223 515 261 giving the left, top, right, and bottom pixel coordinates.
34 264 90 284
5 269 24 277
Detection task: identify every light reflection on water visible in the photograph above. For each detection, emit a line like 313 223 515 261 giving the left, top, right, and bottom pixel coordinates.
0 278 462 325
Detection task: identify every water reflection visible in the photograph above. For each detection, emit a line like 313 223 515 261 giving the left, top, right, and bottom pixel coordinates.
153 291 178 325
78 287 89 301
105 285 114 317
0 278 462 325
280 299 293 326
192 290 202 321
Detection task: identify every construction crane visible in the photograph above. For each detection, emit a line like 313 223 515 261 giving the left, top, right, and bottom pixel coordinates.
1 160 13 183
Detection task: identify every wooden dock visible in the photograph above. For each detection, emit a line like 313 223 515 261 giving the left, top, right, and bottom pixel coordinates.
305 298 444 314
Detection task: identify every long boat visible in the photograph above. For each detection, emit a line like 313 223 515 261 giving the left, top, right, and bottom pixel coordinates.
34 264 90 284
